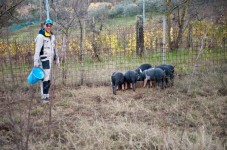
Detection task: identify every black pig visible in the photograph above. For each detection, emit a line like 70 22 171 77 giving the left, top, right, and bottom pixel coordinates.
157 64 175 86
139 68 166 89
111 71 125 95
156 65 173 87
160 64 175 74
124 70 139 91
135 63 152 75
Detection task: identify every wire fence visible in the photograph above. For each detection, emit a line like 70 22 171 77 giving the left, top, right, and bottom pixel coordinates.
0 20 226 89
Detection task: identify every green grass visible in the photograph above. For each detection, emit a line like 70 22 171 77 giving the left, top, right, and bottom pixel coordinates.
4 14 156 42
3 24 40 42
4 16 138 42
105 16 137 27
1 48 226 74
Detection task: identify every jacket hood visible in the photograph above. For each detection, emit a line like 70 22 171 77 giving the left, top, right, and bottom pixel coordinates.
39 28 45 36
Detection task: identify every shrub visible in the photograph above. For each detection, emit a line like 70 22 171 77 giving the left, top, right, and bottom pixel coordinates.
88 2 112 18
88 5 110 19
123 3 139 17
136 0 165 14
108 4 124 18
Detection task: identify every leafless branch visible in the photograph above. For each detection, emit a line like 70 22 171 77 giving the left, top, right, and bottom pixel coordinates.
0 0 25 18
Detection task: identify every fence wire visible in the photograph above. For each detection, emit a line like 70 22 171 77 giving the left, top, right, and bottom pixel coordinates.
0 21 226 89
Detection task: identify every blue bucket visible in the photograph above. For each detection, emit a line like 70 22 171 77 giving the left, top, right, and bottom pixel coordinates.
27 67 45 84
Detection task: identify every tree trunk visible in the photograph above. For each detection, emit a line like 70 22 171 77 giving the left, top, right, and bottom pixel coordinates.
166 0 172 51
77 17 84 63
92 40 101 62
186 22 192 49
61 30 69 85
6 28 15 86
91 17 102 61
174 0 188 50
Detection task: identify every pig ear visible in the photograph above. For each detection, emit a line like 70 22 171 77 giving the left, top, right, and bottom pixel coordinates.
140 68 142 73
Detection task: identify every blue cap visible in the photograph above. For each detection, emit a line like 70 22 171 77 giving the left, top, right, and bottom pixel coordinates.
44 19 53 25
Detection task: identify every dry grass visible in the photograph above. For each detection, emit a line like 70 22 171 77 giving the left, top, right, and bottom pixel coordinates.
0 68 227 150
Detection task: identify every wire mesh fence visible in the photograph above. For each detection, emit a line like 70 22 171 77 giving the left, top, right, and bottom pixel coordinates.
0 20 226 89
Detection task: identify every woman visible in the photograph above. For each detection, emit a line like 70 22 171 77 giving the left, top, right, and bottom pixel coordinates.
33 19 59 104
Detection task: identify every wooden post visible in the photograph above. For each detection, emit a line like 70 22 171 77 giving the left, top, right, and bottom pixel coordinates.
136 15 144 56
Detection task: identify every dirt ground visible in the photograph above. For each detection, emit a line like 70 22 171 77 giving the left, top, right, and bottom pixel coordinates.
0 72 227 149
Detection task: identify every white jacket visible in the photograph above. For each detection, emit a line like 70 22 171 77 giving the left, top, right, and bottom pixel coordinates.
34 29 59 66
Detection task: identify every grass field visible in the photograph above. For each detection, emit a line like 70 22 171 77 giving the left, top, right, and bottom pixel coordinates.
0 63 226 149
4 15 140 42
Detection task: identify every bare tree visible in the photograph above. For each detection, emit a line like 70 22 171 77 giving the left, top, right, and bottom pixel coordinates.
166 0 190 51
166 0 172 51
0 0 25 30
174 0 188 50
165 0 226 51
72 0 87 62
87 2 110 61
89 17 104 62
51 0 88 84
